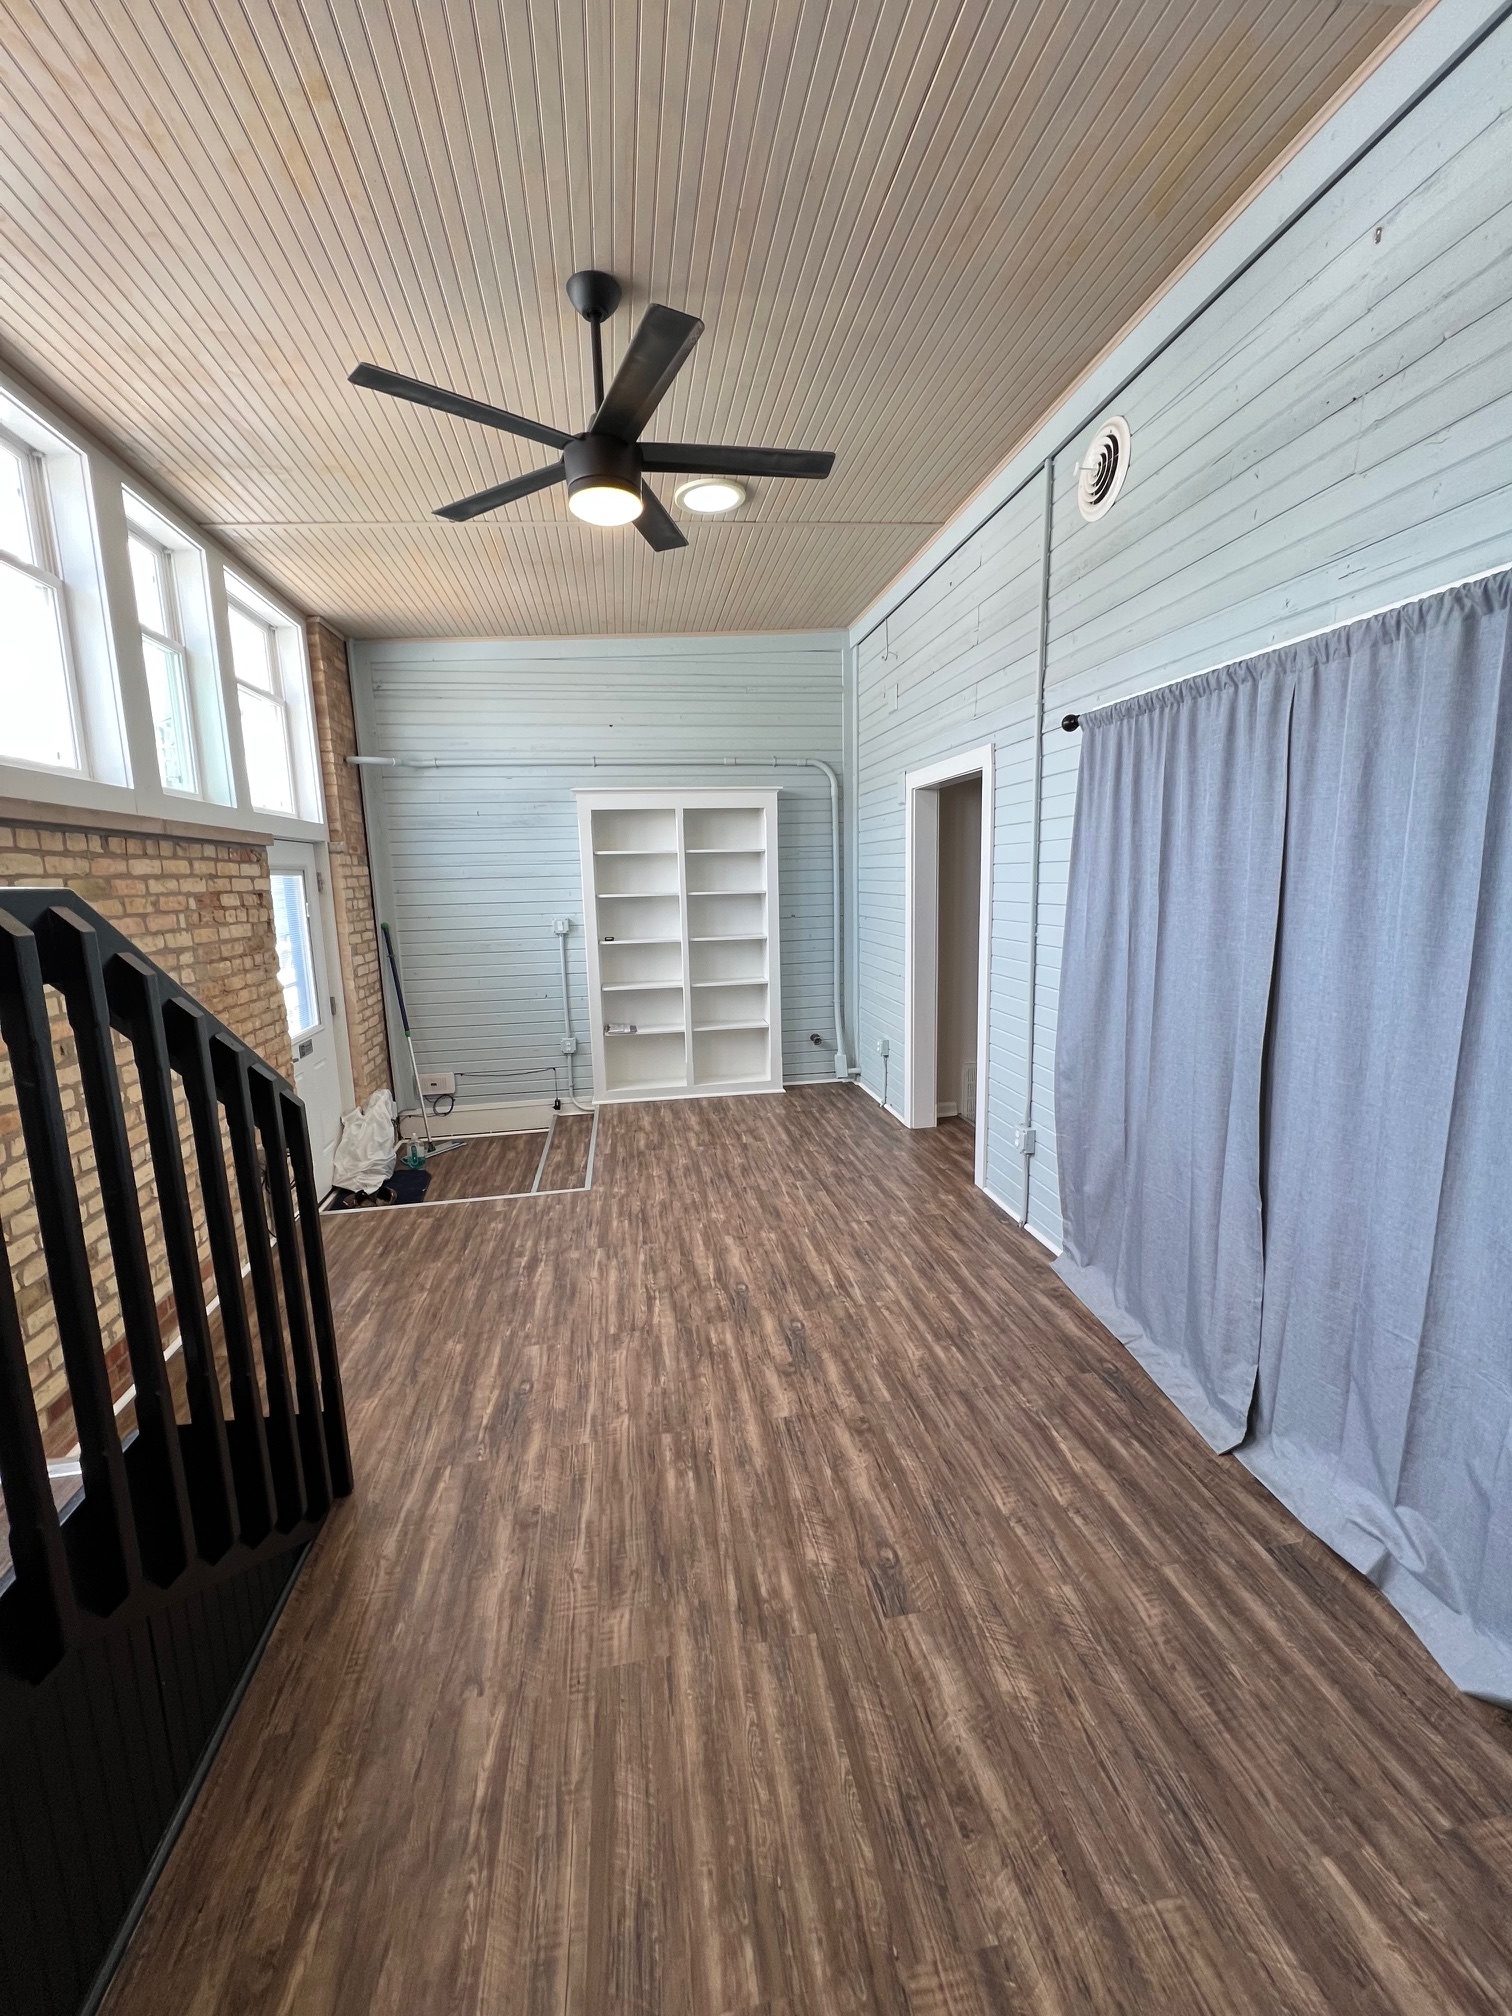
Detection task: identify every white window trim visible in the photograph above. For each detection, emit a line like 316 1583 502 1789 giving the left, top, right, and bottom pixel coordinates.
0 423 86 778
0 359 327 841
226 573 322 825
127 525 201 797
229 590 297 815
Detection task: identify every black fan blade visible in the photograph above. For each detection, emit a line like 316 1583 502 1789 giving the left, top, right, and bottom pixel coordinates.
351 363 570 451
635 483 687 552
435 461 565 521
591 305 704 442
640 442 835 479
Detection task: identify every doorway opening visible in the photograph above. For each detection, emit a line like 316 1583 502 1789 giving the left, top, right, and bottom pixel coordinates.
903 743 994 1189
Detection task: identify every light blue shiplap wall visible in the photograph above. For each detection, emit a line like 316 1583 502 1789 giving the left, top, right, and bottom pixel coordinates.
855 485 1044 1207
350 632 844 1106
851 6 1512 1246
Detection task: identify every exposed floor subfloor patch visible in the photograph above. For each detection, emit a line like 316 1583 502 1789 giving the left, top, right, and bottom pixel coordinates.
326 1110 598 1212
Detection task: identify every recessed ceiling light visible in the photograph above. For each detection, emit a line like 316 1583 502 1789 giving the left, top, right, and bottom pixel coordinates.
675 476 747 515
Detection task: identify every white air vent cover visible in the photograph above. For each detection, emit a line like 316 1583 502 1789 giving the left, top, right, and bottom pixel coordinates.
1078 416 1131 521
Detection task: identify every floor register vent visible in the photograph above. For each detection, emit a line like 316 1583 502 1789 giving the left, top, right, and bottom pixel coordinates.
1078 415 1131 521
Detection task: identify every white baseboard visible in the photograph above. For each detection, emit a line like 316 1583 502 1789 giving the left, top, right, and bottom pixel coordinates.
935 1100 958 1119
982 1181 1025 1225
856 1077 907 1124
982 1179 1063 1256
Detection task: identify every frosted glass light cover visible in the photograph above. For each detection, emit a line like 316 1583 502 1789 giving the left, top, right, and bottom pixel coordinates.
568 483 644 526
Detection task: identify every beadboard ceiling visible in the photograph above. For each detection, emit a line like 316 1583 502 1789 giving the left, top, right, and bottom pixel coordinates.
0 1 1418 637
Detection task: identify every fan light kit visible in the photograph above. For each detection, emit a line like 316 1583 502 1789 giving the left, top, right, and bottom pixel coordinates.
349 268 833 551
564 433 645 524
569 485 643 525
675 475 747 514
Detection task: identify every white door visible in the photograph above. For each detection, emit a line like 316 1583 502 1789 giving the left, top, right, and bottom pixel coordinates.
268 842 344 1194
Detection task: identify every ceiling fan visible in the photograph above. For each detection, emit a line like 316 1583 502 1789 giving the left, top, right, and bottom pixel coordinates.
349 269 835 551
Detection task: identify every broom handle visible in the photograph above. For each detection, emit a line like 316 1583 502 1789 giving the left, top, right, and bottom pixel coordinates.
381 924 432 1145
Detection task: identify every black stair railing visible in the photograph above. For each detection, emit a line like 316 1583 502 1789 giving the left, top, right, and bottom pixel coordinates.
0 886 353 2016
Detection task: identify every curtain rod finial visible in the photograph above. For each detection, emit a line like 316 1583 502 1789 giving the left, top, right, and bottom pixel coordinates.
1062 713 1080 732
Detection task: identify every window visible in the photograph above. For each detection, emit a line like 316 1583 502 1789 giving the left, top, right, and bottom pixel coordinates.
0 428 81 771
227 591 297 815
270 871 319 1037
127 528 198 793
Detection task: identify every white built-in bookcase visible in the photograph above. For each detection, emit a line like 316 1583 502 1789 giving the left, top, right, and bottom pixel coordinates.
575 788 783 1103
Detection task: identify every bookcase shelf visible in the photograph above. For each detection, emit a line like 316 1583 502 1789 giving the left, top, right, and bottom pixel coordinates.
577 788 783 1104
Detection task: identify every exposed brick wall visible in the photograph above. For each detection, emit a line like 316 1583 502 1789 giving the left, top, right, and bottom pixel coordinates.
1 627 389 1462
307 619 390 1104
0 821 289 1453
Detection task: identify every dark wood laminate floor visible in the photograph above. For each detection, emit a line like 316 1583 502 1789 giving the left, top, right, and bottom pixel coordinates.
103 1087 1512 2016
417 1126 547 1199
541 1109 594 1189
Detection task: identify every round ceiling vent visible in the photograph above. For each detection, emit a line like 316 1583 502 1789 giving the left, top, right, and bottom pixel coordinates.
1078 416 1131 521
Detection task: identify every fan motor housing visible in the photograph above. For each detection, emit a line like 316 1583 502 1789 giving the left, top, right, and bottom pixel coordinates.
564 433 641 499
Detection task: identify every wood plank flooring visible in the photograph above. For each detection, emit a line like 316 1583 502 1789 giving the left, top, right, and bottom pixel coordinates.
416 1127 547 1199
540 1110 594 1190
101 1087 1512 2016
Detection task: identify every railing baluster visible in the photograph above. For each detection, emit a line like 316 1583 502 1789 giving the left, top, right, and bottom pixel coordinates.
0 909 138 1613
213 1046 307 1531
103 951 237 1565
0 1208 76 1676
251 1072 332 1519
0 886 352 1695
162 1002 277 1548
41 911 194 1587
282 1092 353 1497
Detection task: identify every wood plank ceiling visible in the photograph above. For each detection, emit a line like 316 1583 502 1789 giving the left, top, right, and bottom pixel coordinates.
0 1 1416 637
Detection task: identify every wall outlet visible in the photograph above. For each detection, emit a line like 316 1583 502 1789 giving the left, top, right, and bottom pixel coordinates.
559 1036 578 1054
552 916 573 935
418 1071 456 1097
877 1036 890 1058
1014 1123 1037 1156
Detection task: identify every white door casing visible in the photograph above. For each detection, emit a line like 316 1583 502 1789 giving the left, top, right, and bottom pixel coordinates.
902 743 995 1190
268 840 347 1194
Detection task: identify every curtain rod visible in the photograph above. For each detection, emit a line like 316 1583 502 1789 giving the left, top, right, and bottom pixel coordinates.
1059 559 1512 734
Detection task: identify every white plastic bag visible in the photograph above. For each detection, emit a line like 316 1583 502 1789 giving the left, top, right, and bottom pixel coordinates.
332 1089 398 1194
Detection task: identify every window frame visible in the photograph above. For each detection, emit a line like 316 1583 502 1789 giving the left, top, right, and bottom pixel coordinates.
0 363 327 836
126 523 201 796
226 582 307 819
0 422 86 776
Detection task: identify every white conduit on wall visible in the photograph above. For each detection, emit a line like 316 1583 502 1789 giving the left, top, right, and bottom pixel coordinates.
349 751 852 1081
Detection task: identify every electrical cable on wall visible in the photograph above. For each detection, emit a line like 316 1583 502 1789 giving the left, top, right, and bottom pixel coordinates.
554 916 594 1112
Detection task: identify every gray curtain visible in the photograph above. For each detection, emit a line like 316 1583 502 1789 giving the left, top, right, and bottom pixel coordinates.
1242 576 1512 1704
1055 571 1512 1704
1054 663 1293 1451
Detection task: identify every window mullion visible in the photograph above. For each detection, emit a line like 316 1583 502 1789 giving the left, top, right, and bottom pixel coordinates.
2 547 66 597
